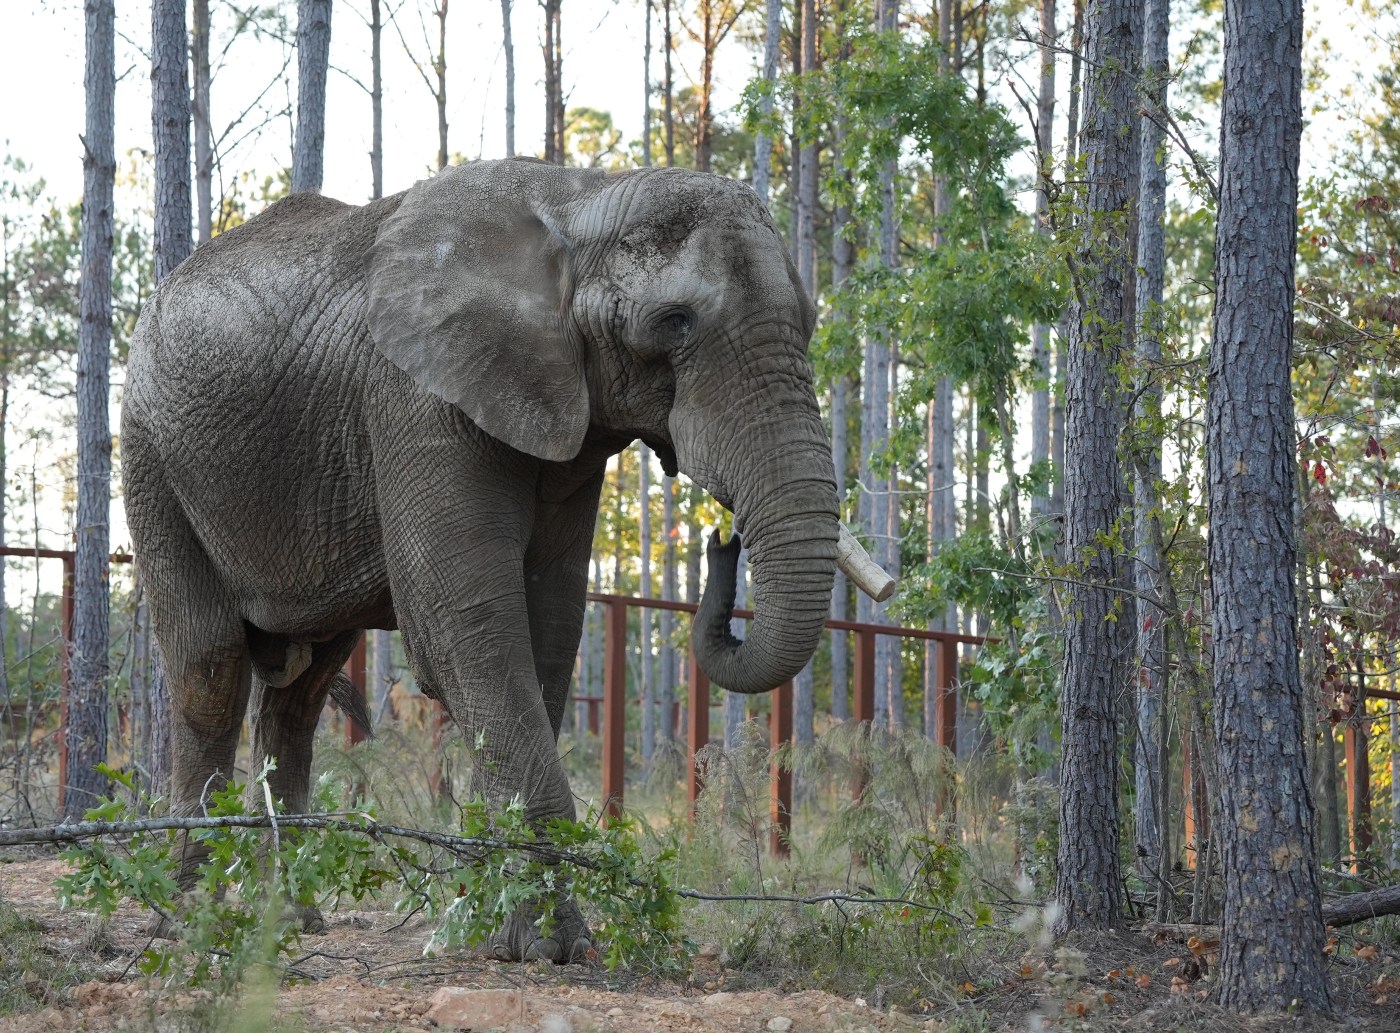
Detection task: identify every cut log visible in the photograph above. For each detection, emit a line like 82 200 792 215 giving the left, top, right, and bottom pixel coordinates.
1140 882 1400 939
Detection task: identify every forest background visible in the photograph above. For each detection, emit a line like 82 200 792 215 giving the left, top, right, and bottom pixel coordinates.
0 0 1399 1018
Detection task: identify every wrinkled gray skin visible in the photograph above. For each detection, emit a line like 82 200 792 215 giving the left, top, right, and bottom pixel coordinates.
122 159 838 962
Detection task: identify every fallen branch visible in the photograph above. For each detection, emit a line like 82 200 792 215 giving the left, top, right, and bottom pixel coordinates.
0 814 590 869
2 814 963 922
1141 882 1400 940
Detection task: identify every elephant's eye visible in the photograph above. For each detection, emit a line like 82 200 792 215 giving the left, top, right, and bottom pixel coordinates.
657 309 693 340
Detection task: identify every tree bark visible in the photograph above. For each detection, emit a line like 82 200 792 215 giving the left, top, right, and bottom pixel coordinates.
829 37 854 720
371 0 384 193
148 0 193 804
662 0 676 166
292 0 332 193
501 0 515 157
660 474 677 739
638 443 655 761
1209 0 1330 1013
1053 0 1138 936
1132 0 1169 903
191 0 212 243
1030 0 1055 519
67 0 117 820
434 1 448 170
152 0 192 281
1051 0 1084 529
642 0 653 166
752 0 781 204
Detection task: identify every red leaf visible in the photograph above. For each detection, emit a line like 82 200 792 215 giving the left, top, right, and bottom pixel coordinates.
1314 462 1328 484
1367 436 1381 458
1142 614 1153 631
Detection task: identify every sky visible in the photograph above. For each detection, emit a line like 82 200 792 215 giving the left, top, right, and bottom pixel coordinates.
2 0 759 209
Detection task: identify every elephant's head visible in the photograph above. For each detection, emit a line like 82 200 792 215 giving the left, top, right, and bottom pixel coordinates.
364 159 839 694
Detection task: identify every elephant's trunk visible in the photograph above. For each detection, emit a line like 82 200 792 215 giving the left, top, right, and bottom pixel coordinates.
688 407 839 695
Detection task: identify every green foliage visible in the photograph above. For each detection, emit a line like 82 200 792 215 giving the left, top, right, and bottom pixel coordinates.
55 763 689 988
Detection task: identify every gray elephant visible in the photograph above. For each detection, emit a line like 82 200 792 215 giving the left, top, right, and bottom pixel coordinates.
121 158 846 962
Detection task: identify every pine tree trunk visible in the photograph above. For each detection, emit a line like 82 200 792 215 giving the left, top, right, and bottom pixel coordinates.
830 54 854 721
1209 0 1329 1012
147 0 192 803
67 0 117 820
371 0 384 196
752 0 781 202
292 0 332 193
191 0 212 243
152 0 192 281
1053 0 1138 936
1051 0 1084 528
435 1 448 170
724 551 747 749
1030 0 1055 519
660 474 677 739
638 443 654 762
1132 0 1169 898
501 0 515 157
662 0 675 167
372 630 394 720
641 0 652 166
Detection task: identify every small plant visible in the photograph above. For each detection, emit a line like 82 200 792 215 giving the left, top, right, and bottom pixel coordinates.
53 763 689 989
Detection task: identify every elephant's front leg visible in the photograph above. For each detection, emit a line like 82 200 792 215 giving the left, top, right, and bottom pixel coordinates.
525 465 607 740
375 435 591 962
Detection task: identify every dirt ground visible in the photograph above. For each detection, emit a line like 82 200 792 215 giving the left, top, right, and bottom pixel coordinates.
1 856 1396 1032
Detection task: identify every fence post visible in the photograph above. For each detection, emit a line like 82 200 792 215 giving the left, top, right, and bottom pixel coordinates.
343 632 368 746
851 628 876 801
1344 711 1372 869
769 679 793 856
602 599 627 819
686 647 710 816
934 637 958 819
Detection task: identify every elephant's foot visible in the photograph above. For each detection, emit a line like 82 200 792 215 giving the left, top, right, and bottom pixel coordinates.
488 896 592 964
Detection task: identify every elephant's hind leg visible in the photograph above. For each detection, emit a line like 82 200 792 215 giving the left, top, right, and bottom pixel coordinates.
246 628 364 934
124 426 254 932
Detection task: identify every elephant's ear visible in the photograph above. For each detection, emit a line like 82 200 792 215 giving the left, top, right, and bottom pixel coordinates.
364 160 603 462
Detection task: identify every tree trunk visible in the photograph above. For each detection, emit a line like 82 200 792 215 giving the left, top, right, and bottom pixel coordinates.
292 0 332 193
1209 0 1330 1012
1053 0 1138 936
638 443 655 762
663 0 675 167
148 0 192 804
1030 0 1055 520
1051 0 1084 528
191 0 212 243
435 1 448 170
723 550 747 749
660 474 677 739
501 0 515 157
371 0 384 196
152 0 192 281
752 0 781 203
67 0 117 820
1132 0 1169 902
372 630 394 721
642 0 652 166
541 0 560 162
829 25 854 721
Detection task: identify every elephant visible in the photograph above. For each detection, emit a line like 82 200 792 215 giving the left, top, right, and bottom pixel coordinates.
121 157 855 963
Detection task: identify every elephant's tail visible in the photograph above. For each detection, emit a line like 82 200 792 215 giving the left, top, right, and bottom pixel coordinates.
328 672 375 739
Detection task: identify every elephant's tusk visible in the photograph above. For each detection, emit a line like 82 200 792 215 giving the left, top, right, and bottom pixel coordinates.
837 524 897 603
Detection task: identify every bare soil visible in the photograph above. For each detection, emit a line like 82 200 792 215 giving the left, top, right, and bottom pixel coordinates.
1 857 1396 1032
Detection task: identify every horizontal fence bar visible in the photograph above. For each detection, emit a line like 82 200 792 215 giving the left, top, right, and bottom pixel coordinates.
0 547 134 563
585 592 995 646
